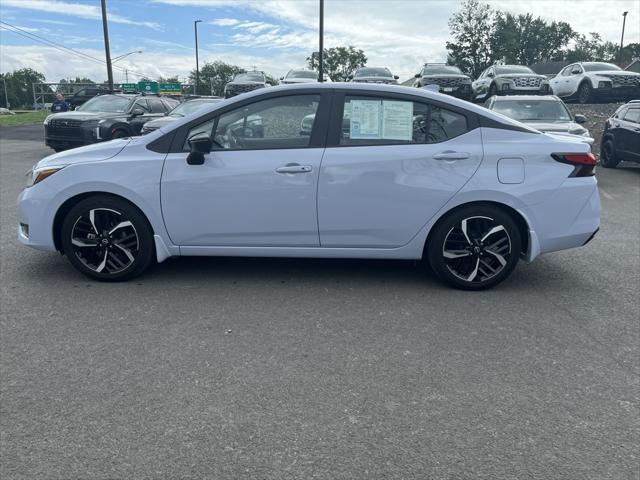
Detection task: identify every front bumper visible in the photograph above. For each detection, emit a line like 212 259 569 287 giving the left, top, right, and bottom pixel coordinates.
17 183 58 252
44 124 100 150
594 85 640 100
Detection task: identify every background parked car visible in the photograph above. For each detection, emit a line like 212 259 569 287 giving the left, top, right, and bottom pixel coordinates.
280 69 319 84
413 63 472 101
549 62 640 104
484 95 592 144
141 97 222 134
44 94 178 151
350 67 399 84
0 107 15 115
472 65 550 102
224 72 268 98
68 86 120 109
600 100 640 167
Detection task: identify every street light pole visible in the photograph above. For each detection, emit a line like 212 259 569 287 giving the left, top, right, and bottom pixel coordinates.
194 20 202 95
318 0 324 82
101 0 114 91
618 11 629 65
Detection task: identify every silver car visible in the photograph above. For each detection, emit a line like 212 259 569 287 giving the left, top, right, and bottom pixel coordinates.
484 95 593 144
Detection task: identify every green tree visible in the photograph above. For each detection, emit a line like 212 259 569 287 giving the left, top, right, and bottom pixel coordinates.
307 46 367 82
565 33 619 63
1 68 47 109
189 60 244 96
619 43 640 66
446 0 496 78
265 73 279 86
491 13 574 64
157 76 179 83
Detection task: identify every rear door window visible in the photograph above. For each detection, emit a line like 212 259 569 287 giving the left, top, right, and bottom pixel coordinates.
338 95 469 146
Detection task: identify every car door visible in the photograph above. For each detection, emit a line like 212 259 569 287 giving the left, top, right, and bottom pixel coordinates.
161 91 329 246
132 97 168 134
551 66 571 96
472 68 490 99
317 91 483 247
619 107 640 161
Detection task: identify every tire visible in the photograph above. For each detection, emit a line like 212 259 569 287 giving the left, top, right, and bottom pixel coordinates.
600 139 620 168
427 206 522 290
60 195 155 281
577 82 593 104
488 83 498 98
111 129 129 139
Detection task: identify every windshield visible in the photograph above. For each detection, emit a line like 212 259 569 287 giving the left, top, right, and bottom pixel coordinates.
422 65 463 75
583 62 621 72
78 95 131 113
355 68 392 77
491 99 572 122
495 65 535 75
169 100 219 117
234 72 265 82
287 70 318 79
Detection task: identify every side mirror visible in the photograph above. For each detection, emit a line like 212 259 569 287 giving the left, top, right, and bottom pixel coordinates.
487 72 494 78
572 69 581 75
186 132 212 165
574 114 587 124
414 73 421 78
394 75 399 80
280 77 284 80
131 107 145 116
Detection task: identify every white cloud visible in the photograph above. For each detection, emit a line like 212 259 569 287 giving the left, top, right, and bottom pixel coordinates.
1 0 163 30
211 18 242 27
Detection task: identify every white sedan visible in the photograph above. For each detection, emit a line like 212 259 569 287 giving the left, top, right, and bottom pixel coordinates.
18 83 600 289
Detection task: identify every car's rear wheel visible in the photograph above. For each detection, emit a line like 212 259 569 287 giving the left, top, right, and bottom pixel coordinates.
600 139 620 168
427 206 521 290
60 195 154 281
577 82 593 104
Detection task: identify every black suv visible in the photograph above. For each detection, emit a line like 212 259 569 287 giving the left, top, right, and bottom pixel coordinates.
44 94 178 151
413 64 472 100
224 72 267 98
600 100 640 168
68 86 119 109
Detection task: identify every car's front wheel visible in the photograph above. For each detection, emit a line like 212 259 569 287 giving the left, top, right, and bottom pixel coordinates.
577 82 593 104
427 206 521 290
60 195 154 281
600 139 620 168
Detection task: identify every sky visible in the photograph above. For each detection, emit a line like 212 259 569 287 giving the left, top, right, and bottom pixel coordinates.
0 0 639 84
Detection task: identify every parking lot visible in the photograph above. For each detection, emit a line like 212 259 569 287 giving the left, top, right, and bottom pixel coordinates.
0 125 638 478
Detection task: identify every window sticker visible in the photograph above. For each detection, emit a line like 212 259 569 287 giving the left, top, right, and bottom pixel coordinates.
348 99 414 141
382 100 413 140
349 100 382 139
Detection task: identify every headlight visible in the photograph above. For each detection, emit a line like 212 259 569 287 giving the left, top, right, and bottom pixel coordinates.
43 115 52 126
25 165 65 188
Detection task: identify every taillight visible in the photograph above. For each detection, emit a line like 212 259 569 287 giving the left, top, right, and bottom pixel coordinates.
552 152 597 177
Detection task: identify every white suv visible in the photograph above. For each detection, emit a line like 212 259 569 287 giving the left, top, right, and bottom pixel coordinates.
549 62 640 104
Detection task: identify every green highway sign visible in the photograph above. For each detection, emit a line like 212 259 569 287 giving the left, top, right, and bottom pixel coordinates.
138 81 158 93
120 83 138 93
159 83 182 95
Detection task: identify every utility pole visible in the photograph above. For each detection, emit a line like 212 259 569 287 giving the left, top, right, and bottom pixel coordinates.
101 0 114 91
318 0 324 82
2 77 9 109
618 11 629 65
194 19 202 95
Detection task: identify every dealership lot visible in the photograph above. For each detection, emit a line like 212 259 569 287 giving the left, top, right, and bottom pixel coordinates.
1 126 638 478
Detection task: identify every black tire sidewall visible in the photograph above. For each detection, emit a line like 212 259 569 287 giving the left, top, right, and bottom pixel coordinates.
60 195 155 281
600 140 619 168
111 129 128 139
427 206 522 290
578 83 592 104
488 83 497 97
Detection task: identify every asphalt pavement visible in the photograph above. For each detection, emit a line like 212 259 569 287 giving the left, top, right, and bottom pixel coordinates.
1 125 638 479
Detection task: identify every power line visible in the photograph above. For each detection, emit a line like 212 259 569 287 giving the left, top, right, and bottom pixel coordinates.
0 20 157 80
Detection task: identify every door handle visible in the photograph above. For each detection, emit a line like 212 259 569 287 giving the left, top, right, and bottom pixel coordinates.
275 164 313 174
433 152 470 161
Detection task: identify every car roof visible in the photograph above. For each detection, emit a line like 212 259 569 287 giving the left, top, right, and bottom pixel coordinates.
492 95 562 101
